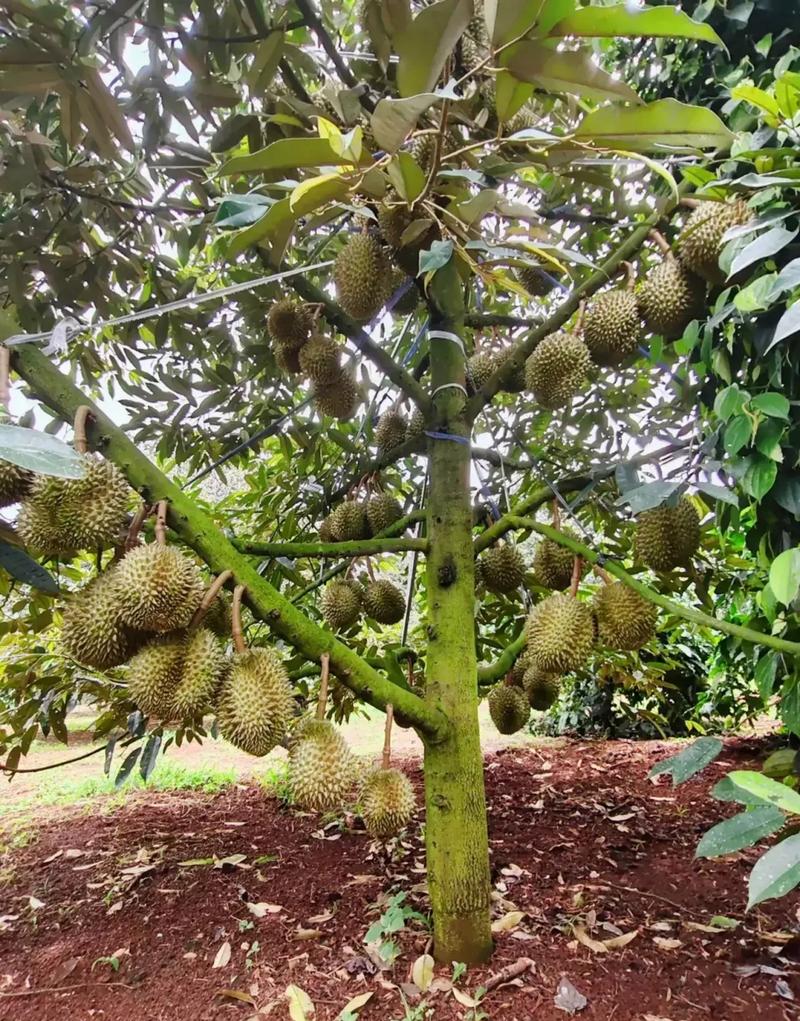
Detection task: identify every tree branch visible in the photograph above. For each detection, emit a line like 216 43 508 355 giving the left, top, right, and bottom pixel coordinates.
477 630 526 686
10 346 450 743
464 313 542 329
235 536 428 557
326 434 426 508
509 518 800 656
293 0 375 110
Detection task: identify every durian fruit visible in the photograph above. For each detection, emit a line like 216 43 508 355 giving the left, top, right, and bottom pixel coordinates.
361 767 416 837
525 592 594 674
362 578 405 624
333 234 391 321
320 578 362 630
268 298 313 350
0 459 33 508
583 289 642 367
638 257 706 340
366 492 403 535
467 351 497 392
407 128 461 172
17 489 72 557
60 455 130 550
289 717 355 811
298 333 342 385
330 499 369 541
407 407 426 438
275 342 303 376
318 514 336 543
533 531 577 590
633 496 700 571
676 199 752 284
378 204 417 250
217 647 293 756
127 632 186 719
593 581 658 651
378 202 436 275
172 627 227 719
61 571 143 670
389 270 420 315
374 409 407 451
495 348 526 394
488 684 530 735
525 332 592 410
313 370 360 420
523 666 560 711
517 265 560 297
203 591 232 639
479 542 526 594
508 648 531 688
116 543 204 632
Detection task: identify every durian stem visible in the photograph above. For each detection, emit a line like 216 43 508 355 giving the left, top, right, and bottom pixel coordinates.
232 583 247 654
73 405 91 455
680 197 702 209
365 558 376 581
649 229 673 256
316 652 330 720
552 500 561 530
124 502 150 552
234 537 428 558
0 345 9 413
507 517 800 657
621 261 636 290
190 569 233 629
569 555 583 598
595 565 612 585
154 500 168 546
382 703 393 768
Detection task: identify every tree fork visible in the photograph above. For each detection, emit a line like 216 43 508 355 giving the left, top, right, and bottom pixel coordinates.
10 344 450 743
423 262 493 964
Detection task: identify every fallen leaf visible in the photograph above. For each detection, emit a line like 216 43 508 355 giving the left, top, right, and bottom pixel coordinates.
491 910 525 934
52 957 81 983
554 976 588 1014
217 989 255 1005
247 902 283 918
653 937 683 950
214 854 249 869
43 851 63 864
307 909 334 924
106 902 123 916
684 921 727 934
411 954 434 992
28 896 45 911
178 857 215 867
643 1015 676 1020
64 849 84 859
603 930 638 950
337 990 373 1017
344 875 379 887
213 941 232 969
574 926 608 954
294 927 323 940
286 983 315 1021
452 987 479 1007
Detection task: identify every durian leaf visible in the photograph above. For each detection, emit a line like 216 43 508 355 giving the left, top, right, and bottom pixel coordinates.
494 70 535 122
484 0 561 46
219 137 356 176
0 424 86 478
768 300 800 353
504 41 641 104
103 736 117 776
617 479 680 513
696 805 785 859
214 193 272 229
395 0 473 98
387 152 427 202
748 833 800 909
140 730 163 781
0 541 59 595
226 198 294 259
648 736 723 785
574 99 734 152
769 548 800 606
289 174 351 216
371 86 457 153
114 745 141 788
728 225 798 279
548 5 724 48
697 482 739 507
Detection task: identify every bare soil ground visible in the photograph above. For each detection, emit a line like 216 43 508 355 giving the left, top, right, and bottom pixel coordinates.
1 737 798 1021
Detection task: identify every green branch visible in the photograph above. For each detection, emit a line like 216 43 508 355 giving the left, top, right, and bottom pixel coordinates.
509 517 800 657
326 434 426 507
477 630 526 685
235 536 429 557
11 345 450 743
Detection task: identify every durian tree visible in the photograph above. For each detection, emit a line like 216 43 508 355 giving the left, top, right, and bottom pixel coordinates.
2 0 800 963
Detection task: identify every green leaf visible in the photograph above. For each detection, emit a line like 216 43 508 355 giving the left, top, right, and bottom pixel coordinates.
505 41 641 103
649 737 723 785
226 198 294 259
755 651 779 700
574 99 734 152
395 0 473 98
728 226 798 278
387 151 427 202
286 984 315 1021
219 137 355 176
780 676 800 735
743 456 777 501
726 771 800 815
723 415 751 456
139 730 162 781
0 541 59 594
0 425 86 479
485 0 557 47
697 482 738 507
114 746 141 788
494 70 535 122
618 479 680 513
214 194 272 229
419 239 454 274
774 477 800 517
549 4 724 46
371 92 444 153
289 173 351 216
696 806 785 859
714 384 749 421
767 301 800 353
769 548 800 606
748 834 800 909
772 258 800 297
731 83 781 118
750 392 790 420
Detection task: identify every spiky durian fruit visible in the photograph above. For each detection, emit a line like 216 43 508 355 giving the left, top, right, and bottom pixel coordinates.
467 351 497 392
116 544 204 632
127 633 186 719
638 258 706 340
318 514 336 543
61 571 143 670
593 582 658 651
479 543 526 594
268 298 313 350
17 488 72 556
633 496 700 571
320 578 362 631
407 407 426 438
533 531 577 590
61 455 130 551
525 593 594 674
217 647 293 756
378 202 436 275
313 371 360 420
366 493 403 535
408 128 461 172
525 332 591 410
676 199 752 283
274 342 302 376
334 234 391 321
374 409 407 451
488 684 530 734
583 289 642 367
298 334 342 385
203 591 232 639
363 578 405 624
361 767 416 837
508 647 532 688
517 265 560 297
172 627 227 719
495 348 526 394
523 666 560 710
0 460 33 508
378 204 417 250
330 499 369 542
389 270 419 314
289 717 355 811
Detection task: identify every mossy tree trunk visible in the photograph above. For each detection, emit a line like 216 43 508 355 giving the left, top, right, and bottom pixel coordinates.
423 265 493 964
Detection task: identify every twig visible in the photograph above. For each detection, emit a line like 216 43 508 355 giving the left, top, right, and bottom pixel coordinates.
0 345 9 412
154 499 168 546
649 228 673 256
484 957 535 992
382 703 394 769
189 569 233 629
569 555 583 598
73 405 91 455
0 981 136 998
124 502 150 552
232 583 247 654
1 735 137 775
316 653 330 720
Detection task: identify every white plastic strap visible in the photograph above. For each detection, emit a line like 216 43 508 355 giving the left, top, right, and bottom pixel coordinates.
431 382 469 399
427 329 466 356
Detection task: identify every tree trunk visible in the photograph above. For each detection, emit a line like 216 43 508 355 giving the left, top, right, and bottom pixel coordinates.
423 265 493 964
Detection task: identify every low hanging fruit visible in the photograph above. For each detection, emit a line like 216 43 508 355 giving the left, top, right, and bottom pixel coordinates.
525 332 592 410
638 256 706 340
313 370 360 420
533 531 577 590
116 541 204 632
333 233 391 322
318 514 336 543
374 408 408 451
366 492 404 535
676 199 752 284
633 496 700 571
127 632 186 719
330 499 369 541
407 407 426 437
290 716 355 810
267 298 313 350
517 265 560 297
494 348 526 394
298 334 342 385
0 458 33 509
362 578 405 624
593 581 658 651
361 767 416 837
507 648 531 688
60 571 144 670
467 351 497 392
488 684 530 734
583 289 642 367
172 626 227 719
320 578 363 631
523 666 560 711
60 455 130 551
479 542 526 594
525 592 595 674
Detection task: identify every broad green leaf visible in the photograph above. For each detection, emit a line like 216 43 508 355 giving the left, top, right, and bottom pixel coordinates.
649 737 723 785
714 384 749 421
757 650 781 702
214 194 272 229
731 83 781 118
494 70 535 121
618 479 680 512
395 0 473 98
219 137 356 176
763 749 797 780
289 174 351 216
0 541 59 594
286 984 315 1021
139 730 162 781
248 32 285 94
750 392 790 420
549 4 723 46
114 746 141 788
743 456 777 501
774 477 800 517
361 0 391 69
780 677 800 735
772 258 800 296
696 806 785 859
697 482 738 507
419 239 454 275
574 99 734 152
712 775 774 807
748 833 800 908
766 301 800 353
505 41 641 103
387 151 427 202
0 425 86 479
723 414 752 455
769 548 800 606
484 0 554 47
726 770 800 815
728 226 798 278
226 198 294 258
371 93 442 153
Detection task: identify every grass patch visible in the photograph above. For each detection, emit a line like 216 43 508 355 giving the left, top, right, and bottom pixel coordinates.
257 760 294 804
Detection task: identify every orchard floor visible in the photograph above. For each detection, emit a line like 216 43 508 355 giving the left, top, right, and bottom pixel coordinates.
1 737 799 1021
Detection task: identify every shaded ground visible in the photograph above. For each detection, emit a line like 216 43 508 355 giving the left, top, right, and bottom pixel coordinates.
1 738 798 1021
